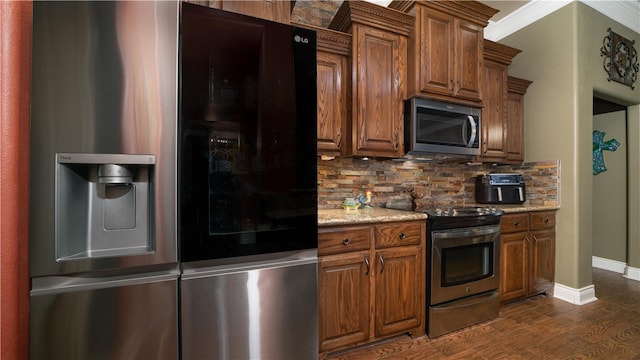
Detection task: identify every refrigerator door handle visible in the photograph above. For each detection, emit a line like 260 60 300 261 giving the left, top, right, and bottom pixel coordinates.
30 269 179 296
181 249 318 280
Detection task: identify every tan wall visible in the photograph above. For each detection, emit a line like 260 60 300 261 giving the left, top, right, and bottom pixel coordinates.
629 105 640 269
592 111 626 262
501 2 640 288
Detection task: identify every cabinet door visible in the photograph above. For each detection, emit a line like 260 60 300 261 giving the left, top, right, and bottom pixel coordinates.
317 50 349 157
417 7 454 96
454 19 483 101
481 59 507 161
318 251 371 352
351 25 406 158
500 231 528 303
374 246 423 337
505 76 532 164
505 90 525 163
529 229 555 295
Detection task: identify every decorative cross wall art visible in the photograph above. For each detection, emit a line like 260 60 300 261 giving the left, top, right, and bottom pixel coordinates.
600 27 639 89
593 130 620 175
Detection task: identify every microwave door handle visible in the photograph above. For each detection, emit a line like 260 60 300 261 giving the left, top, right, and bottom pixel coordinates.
465 115 477 147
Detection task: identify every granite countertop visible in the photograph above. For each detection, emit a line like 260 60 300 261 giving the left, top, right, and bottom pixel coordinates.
497 204 560 213
318 204 559 226
318 207 428 226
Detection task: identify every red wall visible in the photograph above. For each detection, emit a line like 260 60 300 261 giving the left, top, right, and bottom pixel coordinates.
0 1 32 359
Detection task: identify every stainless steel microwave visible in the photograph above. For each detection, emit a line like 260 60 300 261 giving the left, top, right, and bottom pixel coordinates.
404 97 481 158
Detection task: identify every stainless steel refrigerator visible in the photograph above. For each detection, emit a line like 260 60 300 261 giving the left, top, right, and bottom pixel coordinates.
178 3 319 359
29 2 179 359
30 2 318 359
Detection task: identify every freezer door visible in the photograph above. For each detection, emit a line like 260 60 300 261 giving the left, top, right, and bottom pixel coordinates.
30 272 178 360
181 250 318 359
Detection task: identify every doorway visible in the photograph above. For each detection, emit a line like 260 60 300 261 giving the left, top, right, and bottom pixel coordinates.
592 96 628 273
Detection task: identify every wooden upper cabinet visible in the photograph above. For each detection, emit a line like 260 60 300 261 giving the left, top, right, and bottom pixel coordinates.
389 0 497 105
316 28 351 157
506 76 532 163
294 24 352 157
415 9 455 97
455 19 484 101
478 40 521 163
329 1 413 158
211 0 294 23
481 58 508 160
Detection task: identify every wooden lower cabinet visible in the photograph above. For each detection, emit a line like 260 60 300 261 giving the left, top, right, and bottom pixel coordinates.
374 246 423 337
318 220 425 356
318 250 371 351
500 211 556 304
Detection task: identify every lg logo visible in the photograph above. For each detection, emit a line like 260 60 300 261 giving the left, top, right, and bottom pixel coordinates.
294 35 309 44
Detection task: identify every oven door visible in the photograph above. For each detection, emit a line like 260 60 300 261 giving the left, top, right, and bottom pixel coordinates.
430 225 500 305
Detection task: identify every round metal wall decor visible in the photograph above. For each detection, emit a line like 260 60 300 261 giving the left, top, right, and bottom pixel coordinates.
600 27 638 89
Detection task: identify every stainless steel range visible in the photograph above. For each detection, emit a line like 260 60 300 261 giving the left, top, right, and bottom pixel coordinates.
424 206 503 338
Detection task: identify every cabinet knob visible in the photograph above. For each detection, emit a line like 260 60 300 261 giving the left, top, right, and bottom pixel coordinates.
342 238 350 246
544 218 549 224
514 221 520 227
398 232 406 240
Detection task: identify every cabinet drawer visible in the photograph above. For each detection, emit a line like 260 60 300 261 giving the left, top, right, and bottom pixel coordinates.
501 213 529 233
318 226 370 255
530 211 555 230
374 222 422 248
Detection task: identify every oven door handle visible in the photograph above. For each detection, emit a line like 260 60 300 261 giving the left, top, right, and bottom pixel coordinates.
432 225 500 240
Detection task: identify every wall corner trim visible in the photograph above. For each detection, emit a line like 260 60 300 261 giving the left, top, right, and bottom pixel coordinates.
552 283 598 305
624 266 640 281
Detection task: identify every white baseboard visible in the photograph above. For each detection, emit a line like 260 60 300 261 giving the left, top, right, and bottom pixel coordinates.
592 256 640 282
624 266 640 281
592 256 627 273
553 282 598 305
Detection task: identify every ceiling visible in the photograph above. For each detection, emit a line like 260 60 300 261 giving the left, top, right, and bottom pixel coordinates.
367 0 640 41
479 0 532 22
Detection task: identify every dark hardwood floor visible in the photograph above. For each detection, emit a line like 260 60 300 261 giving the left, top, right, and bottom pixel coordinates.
327 268 640 359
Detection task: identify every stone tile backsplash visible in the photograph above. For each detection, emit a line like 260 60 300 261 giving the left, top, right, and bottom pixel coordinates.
317 158 559 211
